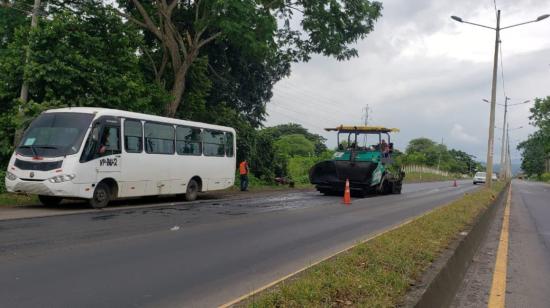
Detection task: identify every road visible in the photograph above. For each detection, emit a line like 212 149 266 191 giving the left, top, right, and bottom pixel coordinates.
0 180 476 308
453 180 550 308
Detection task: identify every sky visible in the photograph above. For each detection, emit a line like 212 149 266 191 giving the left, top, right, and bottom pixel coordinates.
265 0 550 165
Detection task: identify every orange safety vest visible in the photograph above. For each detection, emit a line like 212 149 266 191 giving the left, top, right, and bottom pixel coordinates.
239 161 248 175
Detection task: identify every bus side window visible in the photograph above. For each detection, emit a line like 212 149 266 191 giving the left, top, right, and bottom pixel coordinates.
98 126 121 157
176 126 202 155
124 120 143 153
203 130 225 157
144 122 175 154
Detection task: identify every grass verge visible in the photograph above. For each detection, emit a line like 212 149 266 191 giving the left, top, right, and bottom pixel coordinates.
0 193 38 207
245 182 505 307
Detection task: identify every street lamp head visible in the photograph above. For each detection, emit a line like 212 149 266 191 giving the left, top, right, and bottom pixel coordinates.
451 16 463 22
482 99 489 103
536 14 550 21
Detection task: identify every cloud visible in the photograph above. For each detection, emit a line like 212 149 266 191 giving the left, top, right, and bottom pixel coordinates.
266 0 550 163
451 124 480 144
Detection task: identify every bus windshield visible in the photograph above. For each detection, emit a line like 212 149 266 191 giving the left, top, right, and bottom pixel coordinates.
17 112 94 157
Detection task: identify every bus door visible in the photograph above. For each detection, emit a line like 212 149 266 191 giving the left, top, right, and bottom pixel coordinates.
90 117 122 177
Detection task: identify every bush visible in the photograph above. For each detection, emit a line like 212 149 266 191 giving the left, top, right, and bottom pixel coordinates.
0 170 5 193
540 173 550 183
235 173 273 188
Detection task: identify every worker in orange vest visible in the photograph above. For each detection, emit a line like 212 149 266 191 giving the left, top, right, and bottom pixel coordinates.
239 160 249 191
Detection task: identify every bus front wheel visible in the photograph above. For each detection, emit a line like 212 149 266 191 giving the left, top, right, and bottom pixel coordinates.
185 179 199 201
89 182 111 209
38 195 62 207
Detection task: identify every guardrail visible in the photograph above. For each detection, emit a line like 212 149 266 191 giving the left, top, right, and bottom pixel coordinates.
402 165 450 177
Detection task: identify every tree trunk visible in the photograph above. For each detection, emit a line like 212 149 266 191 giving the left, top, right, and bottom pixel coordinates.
164 48 197 117
165 67 188 117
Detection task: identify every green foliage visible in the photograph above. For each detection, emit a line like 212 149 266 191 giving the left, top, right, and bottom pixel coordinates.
0 4 28 52
252 130 279 180
274 134 316 157
540 173 550 183
262 123 327 154
271 0 383 61
529 96 550 131
401 137 480 175
518 96 550 177
0 4 170 167
517 131 547 177
0 170 5 193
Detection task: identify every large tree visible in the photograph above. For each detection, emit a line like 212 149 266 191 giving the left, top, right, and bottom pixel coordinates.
0 2 166 165
517 131 547 177
261 123 327 154
517 96 550 176
116 0 383 117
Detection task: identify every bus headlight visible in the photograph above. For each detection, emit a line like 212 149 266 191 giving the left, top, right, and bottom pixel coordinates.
48 174 75 183
6 171 17 181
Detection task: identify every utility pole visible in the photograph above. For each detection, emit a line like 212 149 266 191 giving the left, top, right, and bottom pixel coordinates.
13 0 42 146
485 9 501 188
499 96 509 179
506 124 512 179
362 105 371 144
451 10 550 188
19 0 41 103
437 137 444 171
362 105 371 126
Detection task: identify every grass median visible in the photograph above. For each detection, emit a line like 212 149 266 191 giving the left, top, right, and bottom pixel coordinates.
245 182 505 307
0 193 37 207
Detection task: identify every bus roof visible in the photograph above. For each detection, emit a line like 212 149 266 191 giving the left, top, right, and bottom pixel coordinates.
43 107 235 133
325 125 400 133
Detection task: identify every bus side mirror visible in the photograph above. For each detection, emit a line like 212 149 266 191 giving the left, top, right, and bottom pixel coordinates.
91 123 100 141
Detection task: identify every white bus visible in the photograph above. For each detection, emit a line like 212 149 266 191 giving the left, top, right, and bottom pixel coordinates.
5 107 236 208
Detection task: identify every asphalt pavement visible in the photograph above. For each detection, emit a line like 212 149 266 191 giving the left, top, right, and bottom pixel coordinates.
453 180 550 308
0 180 476 308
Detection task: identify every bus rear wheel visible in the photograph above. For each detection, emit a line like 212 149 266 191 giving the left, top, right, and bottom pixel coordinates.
89 182 111 209
185 179 199 201
38 195 62 207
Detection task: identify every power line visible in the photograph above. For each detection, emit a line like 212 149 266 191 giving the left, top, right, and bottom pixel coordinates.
272 90 356 122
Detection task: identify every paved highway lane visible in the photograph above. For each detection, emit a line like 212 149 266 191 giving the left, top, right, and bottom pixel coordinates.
506 181 550 307
453 180 550 308
0 180 476 307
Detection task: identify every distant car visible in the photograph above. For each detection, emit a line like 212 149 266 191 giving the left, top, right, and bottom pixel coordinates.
473 172 486 185
473 172 498 184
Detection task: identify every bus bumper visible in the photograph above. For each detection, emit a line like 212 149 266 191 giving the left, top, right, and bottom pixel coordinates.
5 178 92 199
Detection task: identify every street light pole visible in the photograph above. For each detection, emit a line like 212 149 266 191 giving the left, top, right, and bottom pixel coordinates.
486 9 501 188
499 96 509 180
451 10 549 187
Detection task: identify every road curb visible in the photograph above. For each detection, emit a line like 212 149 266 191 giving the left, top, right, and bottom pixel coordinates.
402 184 509 308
